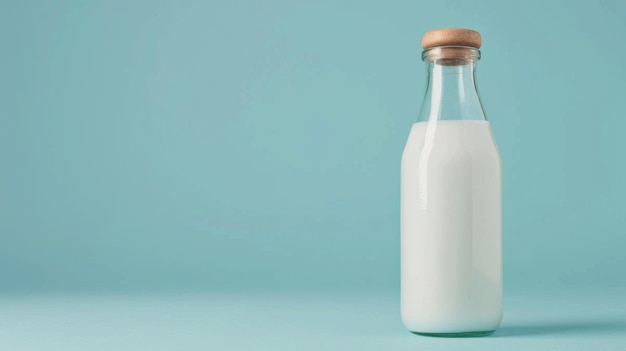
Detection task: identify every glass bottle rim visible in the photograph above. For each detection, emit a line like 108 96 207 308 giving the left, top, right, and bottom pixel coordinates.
422 46 481 64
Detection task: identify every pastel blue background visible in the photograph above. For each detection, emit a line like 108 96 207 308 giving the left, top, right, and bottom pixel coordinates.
1 0 625 349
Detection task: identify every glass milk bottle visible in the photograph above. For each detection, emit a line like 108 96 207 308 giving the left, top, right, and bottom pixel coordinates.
401 28 502 337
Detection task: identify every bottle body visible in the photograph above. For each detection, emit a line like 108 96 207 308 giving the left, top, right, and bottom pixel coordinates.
401 120 502 334
400 42 502 335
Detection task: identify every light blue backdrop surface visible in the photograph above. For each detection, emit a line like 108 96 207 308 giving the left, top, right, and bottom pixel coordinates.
1 1 625 349
3 0 625 294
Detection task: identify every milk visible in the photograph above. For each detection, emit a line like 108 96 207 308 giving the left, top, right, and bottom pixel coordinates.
401 120 502 334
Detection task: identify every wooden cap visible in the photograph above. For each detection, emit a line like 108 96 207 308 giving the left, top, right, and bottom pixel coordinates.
422 28 482 50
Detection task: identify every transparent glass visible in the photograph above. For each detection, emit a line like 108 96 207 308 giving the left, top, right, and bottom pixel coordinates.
401 45 502 337
418 47 486 122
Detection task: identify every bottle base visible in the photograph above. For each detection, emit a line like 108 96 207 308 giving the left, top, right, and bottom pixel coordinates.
410 330 495 338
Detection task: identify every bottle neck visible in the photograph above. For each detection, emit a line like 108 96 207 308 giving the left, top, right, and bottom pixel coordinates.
418 47 486 122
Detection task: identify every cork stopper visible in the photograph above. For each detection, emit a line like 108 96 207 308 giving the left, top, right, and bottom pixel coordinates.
422 28 482 50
